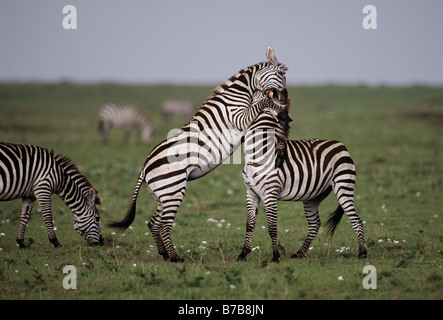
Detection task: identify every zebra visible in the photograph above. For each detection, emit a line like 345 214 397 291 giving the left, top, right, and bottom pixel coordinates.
98 103 154 145
237 97 367 263
0 142 103 247
108 47 289 262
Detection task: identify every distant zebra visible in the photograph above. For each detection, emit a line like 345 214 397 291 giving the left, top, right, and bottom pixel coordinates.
237 97 367 263
108 47 289 262
0 142 103 247
162 99 198 121
99 104 154 145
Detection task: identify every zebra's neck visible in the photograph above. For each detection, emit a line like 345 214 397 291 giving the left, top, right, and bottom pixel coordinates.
54 154 93 215
243 110 288 171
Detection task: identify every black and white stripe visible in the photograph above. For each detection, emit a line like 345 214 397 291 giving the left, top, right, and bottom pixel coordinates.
0 142 103 247
238 98 367 263
99 103 154 145
108 47 288 262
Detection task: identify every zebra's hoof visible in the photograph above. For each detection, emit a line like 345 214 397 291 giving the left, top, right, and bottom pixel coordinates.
236 255 247 262
170 255 184 263
49 238 62 248
16 239 26 248
270 258 279 263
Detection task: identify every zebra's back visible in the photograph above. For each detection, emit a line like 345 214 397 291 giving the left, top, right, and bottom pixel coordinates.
99 103 152 128
0 143 56 200
277 139 355 201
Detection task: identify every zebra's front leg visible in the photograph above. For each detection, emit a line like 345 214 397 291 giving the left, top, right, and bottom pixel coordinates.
237 190 260 262
292 201 321 259
35 191 61 248
263 196 280 263
16 197 35 248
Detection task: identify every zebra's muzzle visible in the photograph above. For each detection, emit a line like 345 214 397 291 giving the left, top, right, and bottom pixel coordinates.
89 235 104 246
266 88 288 102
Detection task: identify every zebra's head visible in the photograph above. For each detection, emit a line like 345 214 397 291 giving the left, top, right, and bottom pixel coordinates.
254 47 288 102
73 187 103 246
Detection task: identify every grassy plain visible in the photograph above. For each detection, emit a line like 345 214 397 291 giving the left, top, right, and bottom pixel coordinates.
0 83 442 300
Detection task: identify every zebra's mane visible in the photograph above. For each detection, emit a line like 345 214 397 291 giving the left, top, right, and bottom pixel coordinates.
54 153 101 205
277 99 292 139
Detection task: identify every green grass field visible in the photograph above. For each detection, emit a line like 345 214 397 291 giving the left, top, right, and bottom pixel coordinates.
0 83 442 300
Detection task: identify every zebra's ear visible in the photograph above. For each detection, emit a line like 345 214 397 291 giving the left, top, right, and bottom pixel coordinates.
266 47 278 65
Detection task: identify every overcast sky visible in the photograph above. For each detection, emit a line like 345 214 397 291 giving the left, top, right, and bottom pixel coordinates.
1 0 442 86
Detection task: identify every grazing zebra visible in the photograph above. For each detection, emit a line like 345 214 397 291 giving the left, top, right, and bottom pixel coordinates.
162 99 199 121
237 97 367 263
0 142 103 247
99 103 154 145
108 47 289 262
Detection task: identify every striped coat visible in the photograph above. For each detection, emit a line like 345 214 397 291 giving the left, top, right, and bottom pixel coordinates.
238 98 367 262
109 47 289 262
0 142 103 247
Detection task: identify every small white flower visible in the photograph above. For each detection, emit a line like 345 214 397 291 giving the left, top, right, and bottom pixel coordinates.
133 263 137 267
206 271 211 275
201 241 207 244
337 276 344 281
229 284 236 289
393 240 399 244
0 232 5 236
378 239 383 243
416 191 421 197
144 232 149 236
261 225 266 230
226 189 234 195
285 229 289 233
309 247 314 250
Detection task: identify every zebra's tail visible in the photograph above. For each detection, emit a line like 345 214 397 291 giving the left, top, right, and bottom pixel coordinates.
107 170 145 231
324 205 345 238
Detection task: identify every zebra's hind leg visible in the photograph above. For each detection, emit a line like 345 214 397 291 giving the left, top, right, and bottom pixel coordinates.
291 201 321 259
333 182 367 259
147 208 169 260
237 189 260 262
16 197 35 248
158 187 187 263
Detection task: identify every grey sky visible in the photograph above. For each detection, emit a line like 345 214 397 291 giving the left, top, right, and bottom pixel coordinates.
1 0 442 86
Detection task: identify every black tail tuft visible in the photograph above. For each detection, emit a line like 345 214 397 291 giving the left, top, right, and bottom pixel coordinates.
107 201 136 231
324 205 345 238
